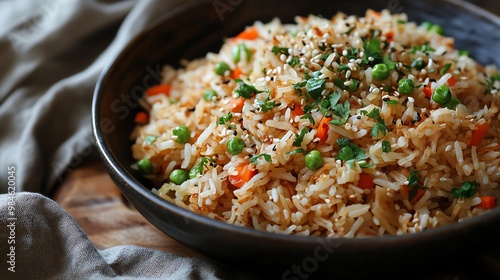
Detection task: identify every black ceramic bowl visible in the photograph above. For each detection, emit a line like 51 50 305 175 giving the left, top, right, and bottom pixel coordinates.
93 0 500 278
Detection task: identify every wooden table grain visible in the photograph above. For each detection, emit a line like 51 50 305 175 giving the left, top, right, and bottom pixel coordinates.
52 159 202 258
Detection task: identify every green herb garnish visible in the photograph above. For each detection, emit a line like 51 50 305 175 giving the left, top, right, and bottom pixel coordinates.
250 153 272 164
235 79 264 99
218 112 233 125
382 140 391 153
335 138 367 162
293 128 308 147
272 46 289 56
451 181 478 198
362 38 383 66
367 108 388 137
256 96 276 112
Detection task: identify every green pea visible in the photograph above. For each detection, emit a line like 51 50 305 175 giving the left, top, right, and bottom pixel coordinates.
348 79 360 92
430 24 444 35
305 150 324 170
398 78 415 95
432 85 452 105
420 21 433 30
169 169 189 185
172 125 190 143
203 89 218 101
411 59 426 70
232 45 241 63
227 137 246 155
372 63 390 81
214 62 231 76
232 43 251 63
137 159 153 174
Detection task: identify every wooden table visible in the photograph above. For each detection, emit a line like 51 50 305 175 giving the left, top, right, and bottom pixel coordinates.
52 158 202 258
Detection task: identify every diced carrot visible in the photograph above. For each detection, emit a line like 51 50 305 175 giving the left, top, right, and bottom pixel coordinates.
145 84 171 97
231 68 243 79
469 123 489 147
478 196 496 209
134 112 149 124
400 186 425 203
232 26 259 41
358 173 375 190
423 86 432 98
317 117 332 145
411 188 426 203
225 97 245 113
447 76 457 86
385 30 394 43
290 102 304 119
228 164 257 188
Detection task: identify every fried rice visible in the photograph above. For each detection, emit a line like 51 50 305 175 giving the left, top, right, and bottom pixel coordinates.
131 9 500 237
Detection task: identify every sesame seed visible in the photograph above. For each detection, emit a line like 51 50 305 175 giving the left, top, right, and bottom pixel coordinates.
368 57 374 62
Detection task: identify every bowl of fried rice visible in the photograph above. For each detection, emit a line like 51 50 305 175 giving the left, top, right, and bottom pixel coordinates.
93 0 500 278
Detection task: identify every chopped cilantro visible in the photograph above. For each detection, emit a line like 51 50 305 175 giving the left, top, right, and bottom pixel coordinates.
235 79 264 99
189 157 215 178
330 100 350 125
458 50 469 57
362 38 383 66
329 91 342 107
451 181 478 198
335 138 368 163
410 43 435 55
256 96 276 112
382 140 391 153
289 56 301 67
250 153 272 164
367 108 388 138
407 170 423 201
334 78 346 90
218 112 233 125
306 78 326 100
338 64 350 73
300 114 316 125
292 80 307 95
293 128 308 147
319 50 332 61
272 46 289 56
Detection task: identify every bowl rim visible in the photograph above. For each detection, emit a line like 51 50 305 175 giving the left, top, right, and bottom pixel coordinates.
92 0 500 248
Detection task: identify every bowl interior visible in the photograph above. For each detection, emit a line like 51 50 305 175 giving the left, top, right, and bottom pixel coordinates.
93 0 500 276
